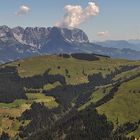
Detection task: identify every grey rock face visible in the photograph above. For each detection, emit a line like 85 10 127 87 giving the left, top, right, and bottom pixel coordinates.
0 25 140 63
12 26 89 49
0 26 89 63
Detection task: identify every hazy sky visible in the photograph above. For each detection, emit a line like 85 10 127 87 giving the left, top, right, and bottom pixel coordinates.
0 0 140 41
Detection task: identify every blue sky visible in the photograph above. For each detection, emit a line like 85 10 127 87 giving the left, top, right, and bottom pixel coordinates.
0 0 140 41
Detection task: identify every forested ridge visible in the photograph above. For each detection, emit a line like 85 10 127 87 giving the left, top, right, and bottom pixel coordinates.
0 55 140 140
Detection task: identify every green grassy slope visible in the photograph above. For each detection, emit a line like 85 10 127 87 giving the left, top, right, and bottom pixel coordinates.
97 77 140 125
8 55 139 85
0 54 140 139
0 93 58 137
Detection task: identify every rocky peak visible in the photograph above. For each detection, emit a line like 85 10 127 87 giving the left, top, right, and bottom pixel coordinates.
12 26 89 48
60 28 89 43
0 25 14 40
47 27 65 41
0 25 89 49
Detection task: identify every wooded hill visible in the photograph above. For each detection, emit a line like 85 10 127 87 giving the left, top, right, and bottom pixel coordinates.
0 54 140 140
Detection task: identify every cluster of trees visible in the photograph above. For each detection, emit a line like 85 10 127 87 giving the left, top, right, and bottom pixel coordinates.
71 53 100 61
43 77 99 109
19 102 64 139
0 63 137 103
114 121 140 138
19 103 113 140
22 70 66 89
18 103 136 140
0 66 66 103
43 65 140 110
65 69 71 78
129 90 140 93
59 54 71 58
88 65 139 86
0 132 9 140
58 53 110 60
0 66 26 103
88 66 140 109
92 83 120 108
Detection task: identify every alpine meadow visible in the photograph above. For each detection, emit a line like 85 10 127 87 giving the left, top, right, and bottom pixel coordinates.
0 1 140 140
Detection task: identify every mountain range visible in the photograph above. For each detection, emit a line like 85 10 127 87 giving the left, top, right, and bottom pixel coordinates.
0 25 140 63
96 40 140 51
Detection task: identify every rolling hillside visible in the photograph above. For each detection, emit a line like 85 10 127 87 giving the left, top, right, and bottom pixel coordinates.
0 54 140 140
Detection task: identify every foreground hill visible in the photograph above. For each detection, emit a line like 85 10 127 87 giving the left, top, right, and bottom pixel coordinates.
0 54 140 139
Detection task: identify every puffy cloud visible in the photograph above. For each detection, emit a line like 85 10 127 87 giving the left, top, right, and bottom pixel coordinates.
16 5 30 16
56 2 99 28
97 31 109 37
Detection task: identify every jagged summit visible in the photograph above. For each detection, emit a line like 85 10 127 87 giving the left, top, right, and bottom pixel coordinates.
0 25 140 63
0 25 90 62
12 26 89 47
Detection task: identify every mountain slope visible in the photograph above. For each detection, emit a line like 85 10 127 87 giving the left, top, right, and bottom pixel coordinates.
96 40 140 51
1 25 140 63
0 54 140 139
0 26 89 63
85 43 140 60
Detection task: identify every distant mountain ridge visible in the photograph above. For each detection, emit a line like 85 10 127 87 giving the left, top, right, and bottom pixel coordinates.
96 40 140 51
0 25 140 63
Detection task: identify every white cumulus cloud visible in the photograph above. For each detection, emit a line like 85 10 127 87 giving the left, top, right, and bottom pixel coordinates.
16 5 30 16
97 31 109 37
56 2 99 28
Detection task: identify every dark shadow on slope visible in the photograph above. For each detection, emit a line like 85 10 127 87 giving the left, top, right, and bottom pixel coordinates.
0 66 27 103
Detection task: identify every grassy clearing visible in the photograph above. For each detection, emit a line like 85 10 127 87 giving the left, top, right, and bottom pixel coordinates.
43 81 61 91
0 106 29 137
79 86 112 111
97 77 140 126
0 100 27 109
0 93 58 137
113 66 140 81
26 93 58 108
